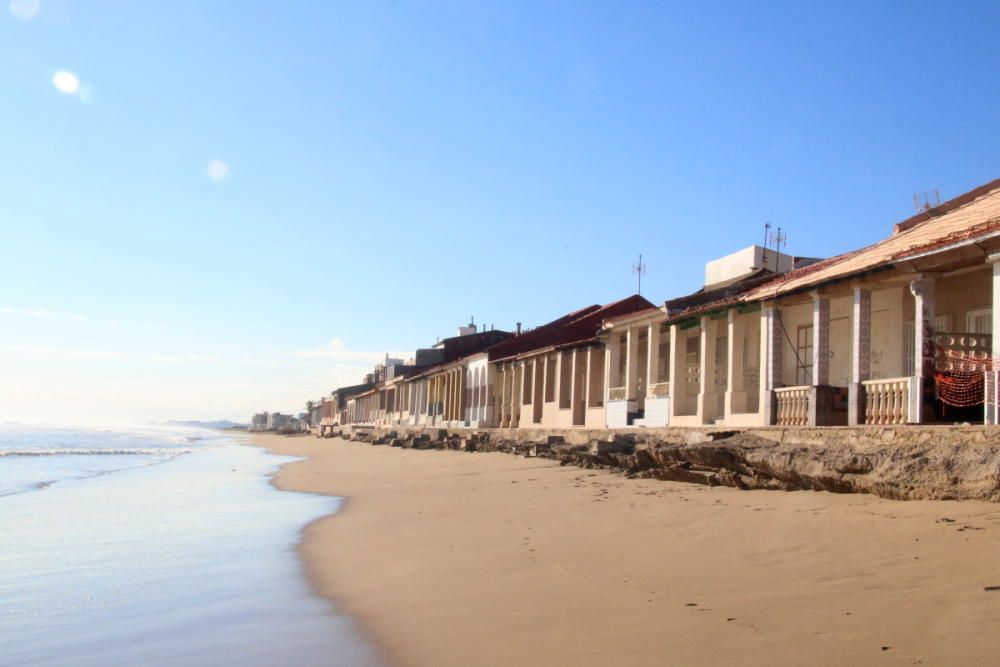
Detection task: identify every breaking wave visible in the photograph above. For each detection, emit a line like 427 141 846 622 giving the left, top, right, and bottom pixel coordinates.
0 447 196 458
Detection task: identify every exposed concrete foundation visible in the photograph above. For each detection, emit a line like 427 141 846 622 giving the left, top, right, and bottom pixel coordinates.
321 424 1000 502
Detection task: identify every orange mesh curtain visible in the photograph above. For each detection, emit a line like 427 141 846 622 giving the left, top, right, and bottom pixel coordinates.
935 371 986 408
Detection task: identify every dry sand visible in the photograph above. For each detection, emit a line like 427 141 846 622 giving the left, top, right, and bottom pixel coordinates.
253 434 1000 666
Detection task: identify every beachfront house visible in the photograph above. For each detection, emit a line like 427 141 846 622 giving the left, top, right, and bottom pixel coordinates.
661 179 1000 427
599 306 671 428
404 326 513 429
599 245 813 428
484 295 655 429
338 322 513 430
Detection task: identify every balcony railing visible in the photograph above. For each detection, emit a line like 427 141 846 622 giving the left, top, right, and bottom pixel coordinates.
863 377 910 425
775 386 809 426
608 386 626 401
648 382 670 398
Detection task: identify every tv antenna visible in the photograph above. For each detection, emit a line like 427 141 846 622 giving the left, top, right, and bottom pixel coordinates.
913 190 940 213
769 227 787 254
632 254 646 295
765 226 787 271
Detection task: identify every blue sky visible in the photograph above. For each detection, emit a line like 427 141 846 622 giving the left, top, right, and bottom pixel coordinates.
1 1 998 423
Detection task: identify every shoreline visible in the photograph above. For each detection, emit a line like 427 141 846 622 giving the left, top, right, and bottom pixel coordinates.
253 433 1000 666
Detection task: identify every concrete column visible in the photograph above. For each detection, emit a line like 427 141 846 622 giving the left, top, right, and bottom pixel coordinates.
584 346 592 412
669 324 682 421
646 322 661 394
450 370 457 423
910 276 937 380
761 304 782 425
511 364 520 427
461 371 467 423
909 275 937 423
603 339 613 409
625 326 640 400
501 366 510 427
811 291 830 386
849 285 871 426
445 373 451 421
532 357 540 417
508 365 515 425
697 316 716 423
989 255 1000 424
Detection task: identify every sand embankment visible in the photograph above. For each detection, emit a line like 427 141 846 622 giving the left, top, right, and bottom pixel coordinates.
254 433 1000 666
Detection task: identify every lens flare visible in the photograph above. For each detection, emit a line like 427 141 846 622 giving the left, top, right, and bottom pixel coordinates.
205 159 230 182
8 0 40 21
52 70 80 95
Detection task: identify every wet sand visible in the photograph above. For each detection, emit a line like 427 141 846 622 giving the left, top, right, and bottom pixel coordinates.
254 433 1000 666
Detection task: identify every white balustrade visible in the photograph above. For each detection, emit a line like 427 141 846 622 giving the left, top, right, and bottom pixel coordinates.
775 386 809 426
862 377 910 425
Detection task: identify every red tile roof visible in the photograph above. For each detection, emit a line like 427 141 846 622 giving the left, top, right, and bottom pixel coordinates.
488 294 655 362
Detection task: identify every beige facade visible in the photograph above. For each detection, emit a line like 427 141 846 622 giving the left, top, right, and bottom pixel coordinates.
491 345 606 430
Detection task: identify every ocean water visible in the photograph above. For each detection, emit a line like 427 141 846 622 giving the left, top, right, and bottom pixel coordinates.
0 424 382 667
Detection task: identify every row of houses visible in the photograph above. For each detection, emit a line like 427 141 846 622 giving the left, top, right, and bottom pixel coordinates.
250 411 306 432
312 178 1000 434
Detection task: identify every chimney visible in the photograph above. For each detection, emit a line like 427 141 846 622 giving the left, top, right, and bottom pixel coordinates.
516 322 522 335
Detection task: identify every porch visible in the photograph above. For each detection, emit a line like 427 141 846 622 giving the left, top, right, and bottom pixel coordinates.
604 316 671 428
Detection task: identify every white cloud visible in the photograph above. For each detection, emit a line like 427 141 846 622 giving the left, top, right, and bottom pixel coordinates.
206 159 230 182
8 0 40 21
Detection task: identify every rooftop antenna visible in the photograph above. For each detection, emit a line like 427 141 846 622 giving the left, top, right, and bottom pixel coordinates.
913 189 941 213
632 254 646 295
767 227 787 271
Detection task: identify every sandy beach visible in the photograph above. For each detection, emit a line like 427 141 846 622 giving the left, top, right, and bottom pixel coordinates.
255 433 1000 666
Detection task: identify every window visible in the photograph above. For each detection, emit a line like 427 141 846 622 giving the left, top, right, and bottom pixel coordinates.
966 309 992 335
795 324 813 385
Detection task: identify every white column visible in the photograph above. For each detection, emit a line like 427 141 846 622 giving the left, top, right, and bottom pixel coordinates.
989 256 1000 424
850 285 871 426
669 324 682 420
646 322 660 396
584 347 592 413
625 326 640 400
909 275 937 424
910 276 937 380
499 367 508 427
512 363 522 427
761 304 782 425
697 316 714 422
